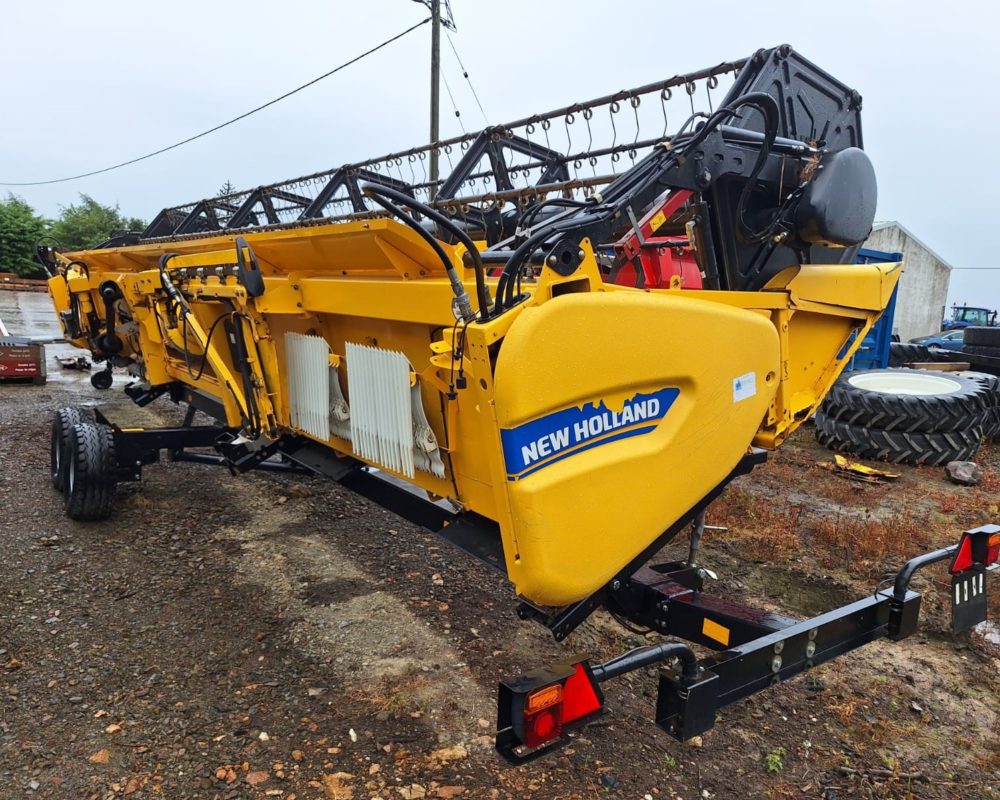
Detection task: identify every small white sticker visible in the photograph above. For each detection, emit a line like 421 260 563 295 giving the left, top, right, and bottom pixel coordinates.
733 371 757 403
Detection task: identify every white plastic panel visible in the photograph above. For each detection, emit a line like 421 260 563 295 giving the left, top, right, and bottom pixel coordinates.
286 332 331 441
346 341 450 479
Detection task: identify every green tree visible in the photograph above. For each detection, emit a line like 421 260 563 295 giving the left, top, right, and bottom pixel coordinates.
0 194 48 277
48 194 145 251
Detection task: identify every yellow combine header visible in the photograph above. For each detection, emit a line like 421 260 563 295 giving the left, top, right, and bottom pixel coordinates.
42 46 988 763
47 208 898 606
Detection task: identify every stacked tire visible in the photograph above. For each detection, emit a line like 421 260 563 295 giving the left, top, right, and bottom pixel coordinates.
961 371 1000 439
963 326 1000 361
50 407 118 521
815 369 997 465
888 342 931 367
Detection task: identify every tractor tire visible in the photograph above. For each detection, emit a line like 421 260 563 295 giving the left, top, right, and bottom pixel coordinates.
963 327 1000 348
50 407 82 491
959 371 1000 438
962 344 1000 359
64 422 117 521
888 342 930 367
814 412 982 466
819 369 994 433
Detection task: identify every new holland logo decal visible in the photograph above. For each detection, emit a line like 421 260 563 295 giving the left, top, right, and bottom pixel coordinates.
500 388 679 481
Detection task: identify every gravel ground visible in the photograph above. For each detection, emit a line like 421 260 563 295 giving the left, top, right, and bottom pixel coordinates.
1 355 999 799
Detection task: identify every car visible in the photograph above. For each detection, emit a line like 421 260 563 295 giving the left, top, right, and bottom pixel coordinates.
909 329 965 350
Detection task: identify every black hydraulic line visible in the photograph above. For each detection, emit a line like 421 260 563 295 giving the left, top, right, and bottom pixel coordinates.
892 545 958 602
363 191 476 321
185 310 234 382
496 226 554 312
65 259 90 278
158 253 184 308
360 182 490 321
726 94 781 242
34 236 61 277
518 197 592 229
492 92 783 311
226 304 264 436
591 643 698 682
159 252 261 434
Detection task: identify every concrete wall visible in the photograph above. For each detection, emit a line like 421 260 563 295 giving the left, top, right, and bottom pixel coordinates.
864 223 950 341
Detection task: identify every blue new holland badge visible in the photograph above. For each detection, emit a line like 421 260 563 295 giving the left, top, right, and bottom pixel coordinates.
500 388 679 480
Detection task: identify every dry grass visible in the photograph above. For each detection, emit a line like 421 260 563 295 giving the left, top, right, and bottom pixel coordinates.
708 486 801 562
809 511 930 578
709 483 931 578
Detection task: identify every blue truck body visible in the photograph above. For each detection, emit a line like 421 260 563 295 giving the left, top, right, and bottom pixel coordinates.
842 247 902 370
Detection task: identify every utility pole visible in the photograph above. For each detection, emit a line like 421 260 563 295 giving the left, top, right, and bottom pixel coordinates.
429 0 441 199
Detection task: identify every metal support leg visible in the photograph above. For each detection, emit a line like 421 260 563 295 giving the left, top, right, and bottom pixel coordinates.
687 510 705 568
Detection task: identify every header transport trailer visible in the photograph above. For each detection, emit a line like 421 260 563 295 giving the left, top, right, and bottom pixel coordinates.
42 45 997 763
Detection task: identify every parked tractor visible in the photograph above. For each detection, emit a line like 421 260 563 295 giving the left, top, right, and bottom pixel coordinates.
943 303 997 330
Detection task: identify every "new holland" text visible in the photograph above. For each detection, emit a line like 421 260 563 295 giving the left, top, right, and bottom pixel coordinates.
520 397 662 467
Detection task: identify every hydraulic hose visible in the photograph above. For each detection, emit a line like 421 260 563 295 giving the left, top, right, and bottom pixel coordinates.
495 226 554 313
360 182 490 322
591 642 698 682
158 253 184 312
363 191 476 321
493 92 782 312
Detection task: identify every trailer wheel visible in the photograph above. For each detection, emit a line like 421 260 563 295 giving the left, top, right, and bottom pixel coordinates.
963 327 1000 348
64 422 117 521
819 369 994 433
888 342 930 367
814 412 982 465
50 407 82 491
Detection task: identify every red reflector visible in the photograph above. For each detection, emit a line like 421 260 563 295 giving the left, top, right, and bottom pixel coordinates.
951 534 975 574
559 662 603 724
522 707 561 749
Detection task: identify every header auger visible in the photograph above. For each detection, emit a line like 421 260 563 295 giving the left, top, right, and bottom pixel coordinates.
43 45 996 763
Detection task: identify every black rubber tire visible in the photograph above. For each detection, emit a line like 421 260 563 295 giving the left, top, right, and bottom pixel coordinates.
814 412 982 465
64 422 117 521
888 342 931 367
90 369 113 390
819 369 994 433
963 327 1000 348
962 344 1000 358
961 371 1000 438
50 407 82 491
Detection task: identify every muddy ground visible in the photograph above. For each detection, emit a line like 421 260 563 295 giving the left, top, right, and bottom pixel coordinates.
1 358 999 799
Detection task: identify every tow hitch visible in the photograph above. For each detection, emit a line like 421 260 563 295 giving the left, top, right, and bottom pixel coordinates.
496 525 999 763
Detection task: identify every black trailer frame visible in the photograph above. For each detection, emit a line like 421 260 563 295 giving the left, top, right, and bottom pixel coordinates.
495 528 998 763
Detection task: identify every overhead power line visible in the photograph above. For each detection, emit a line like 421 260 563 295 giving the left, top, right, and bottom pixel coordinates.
446 32 489 125
411 0 456 30
441 71 467 134
0 18 431 187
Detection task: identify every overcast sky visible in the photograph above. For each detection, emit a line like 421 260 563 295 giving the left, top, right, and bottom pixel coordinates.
2 0 996 307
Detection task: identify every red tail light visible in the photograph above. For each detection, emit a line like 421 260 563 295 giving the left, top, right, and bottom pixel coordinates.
496 658 605 763
560 662 603 722
950 526 1000 574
